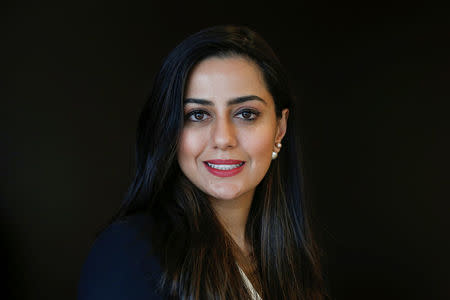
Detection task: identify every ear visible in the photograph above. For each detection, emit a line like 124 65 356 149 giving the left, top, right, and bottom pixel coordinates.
275 108 289 143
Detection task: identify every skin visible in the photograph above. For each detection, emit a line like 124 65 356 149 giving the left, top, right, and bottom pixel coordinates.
177 56 289 254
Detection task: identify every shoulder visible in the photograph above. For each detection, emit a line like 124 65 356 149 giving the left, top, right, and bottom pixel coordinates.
77 213 164 300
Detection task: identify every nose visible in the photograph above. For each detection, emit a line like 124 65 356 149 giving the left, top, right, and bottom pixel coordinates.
212 116 237 150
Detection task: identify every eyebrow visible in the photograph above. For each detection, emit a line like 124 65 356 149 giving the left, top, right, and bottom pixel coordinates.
184 95 267 106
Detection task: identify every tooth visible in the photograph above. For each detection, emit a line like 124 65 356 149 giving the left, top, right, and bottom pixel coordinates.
207 162 243 170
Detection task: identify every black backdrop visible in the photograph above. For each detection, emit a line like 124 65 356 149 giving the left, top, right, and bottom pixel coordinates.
3 1 449 299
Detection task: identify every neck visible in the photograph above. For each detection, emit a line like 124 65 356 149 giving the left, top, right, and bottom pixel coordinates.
209 189 255 255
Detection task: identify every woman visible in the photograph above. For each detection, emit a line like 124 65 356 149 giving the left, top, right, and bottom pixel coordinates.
78 25 326 299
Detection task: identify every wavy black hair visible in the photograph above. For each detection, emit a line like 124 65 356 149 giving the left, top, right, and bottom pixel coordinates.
112 25 326 299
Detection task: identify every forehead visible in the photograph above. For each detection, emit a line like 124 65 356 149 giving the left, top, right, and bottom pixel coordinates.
185 56 272 103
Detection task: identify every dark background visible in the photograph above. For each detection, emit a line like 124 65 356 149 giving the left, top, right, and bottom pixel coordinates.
3 1 449 299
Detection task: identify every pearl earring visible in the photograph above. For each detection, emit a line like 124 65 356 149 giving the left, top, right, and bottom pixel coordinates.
272 142 282 160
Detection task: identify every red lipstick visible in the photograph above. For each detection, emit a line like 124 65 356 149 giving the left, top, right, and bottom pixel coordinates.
203 159 245 177
206 159 243 164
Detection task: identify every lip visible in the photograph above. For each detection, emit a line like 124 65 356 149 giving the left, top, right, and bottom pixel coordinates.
205 159 244 164
203 160 246 177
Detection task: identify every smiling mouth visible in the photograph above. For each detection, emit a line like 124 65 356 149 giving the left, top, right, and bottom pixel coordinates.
205 161 245 170
203 160 246 177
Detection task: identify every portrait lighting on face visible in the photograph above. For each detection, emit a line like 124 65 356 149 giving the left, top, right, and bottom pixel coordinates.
177 55 288 204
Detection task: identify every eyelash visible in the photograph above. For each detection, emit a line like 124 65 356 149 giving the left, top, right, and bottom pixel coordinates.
185 109 260 122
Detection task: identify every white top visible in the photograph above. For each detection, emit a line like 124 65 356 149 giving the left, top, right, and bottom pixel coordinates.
237 264 262 300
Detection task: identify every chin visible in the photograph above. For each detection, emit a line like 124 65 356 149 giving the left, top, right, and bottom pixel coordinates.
206 186 242 201
208 191 239 201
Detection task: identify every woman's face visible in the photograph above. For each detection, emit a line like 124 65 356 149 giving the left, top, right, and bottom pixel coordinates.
177 56 288 203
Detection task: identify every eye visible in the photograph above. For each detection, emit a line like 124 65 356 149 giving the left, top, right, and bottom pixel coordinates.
185 110 210 122
236 109 259 121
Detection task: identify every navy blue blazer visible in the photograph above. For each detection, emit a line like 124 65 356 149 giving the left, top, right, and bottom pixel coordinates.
78 213 164 299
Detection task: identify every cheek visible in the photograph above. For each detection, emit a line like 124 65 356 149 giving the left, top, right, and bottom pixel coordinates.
177 129 207 164
242 126 276 162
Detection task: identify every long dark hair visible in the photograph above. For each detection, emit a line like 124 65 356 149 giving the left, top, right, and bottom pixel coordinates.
112 25 326 299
